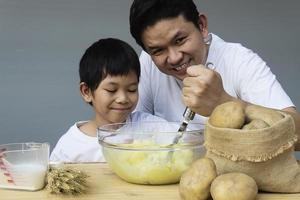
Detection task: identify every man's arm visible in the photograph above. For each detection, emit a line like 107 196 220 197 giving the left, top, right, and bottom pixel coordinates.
183 65 300 150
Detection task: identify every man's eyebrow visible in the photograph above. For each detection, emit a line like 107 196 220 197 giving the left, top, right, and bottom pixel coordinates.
172 31 184 40
147 45 161 51
147 31 184 50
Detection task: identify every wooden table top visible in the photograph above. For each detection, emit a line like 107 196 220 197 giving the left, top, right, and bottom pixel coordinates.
0 162 300 200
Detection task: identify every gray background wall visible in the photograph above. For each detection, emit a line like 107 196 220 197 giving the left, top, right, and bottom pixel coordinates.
0 1 299 154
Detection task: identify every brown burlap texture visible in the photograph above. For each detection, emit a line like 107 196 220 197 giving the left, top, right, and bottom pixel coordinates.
205 111 300 193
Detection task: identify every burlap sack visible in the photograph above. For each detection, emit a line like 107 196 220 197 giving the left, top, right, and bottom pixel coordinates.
204 111 300 193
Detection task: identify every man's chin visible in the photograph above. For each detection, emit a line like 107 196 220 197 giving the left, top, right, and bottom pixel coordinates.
162 70 186 80
173 73 187 81
173 68 188 80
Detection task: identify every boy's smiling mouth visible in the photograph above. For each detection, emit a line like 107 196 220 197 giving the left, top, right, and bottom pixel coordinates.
111 107 132 111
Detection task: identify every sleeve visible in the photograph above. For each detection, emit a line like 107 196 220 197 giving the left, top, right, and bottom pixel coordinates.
234 45 294 109
135 51 155 114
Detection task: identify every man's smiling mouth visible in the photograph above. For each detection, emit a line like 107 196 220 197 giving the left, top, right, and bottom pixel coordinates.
173 62 189 71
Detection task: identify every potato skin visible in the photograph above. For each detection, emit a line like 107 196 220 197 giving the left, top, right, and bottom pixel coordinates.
179 158 217 200
209 101 245 129
245 105 284 126
210 172 258 200
242 119 269 130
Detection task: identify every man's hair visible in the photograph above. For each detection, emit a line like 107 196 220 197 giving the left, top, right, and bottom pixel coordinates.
79 38 140 93
130 0 200 49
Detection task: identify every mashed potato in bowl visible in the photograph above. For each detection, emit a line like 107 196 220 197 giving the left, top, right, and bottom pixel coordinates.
98 122 205 185
103 140 195 184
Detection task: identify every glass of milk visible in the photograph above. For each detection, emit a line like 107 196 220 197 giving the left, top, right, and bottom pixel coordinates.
0 142 49 191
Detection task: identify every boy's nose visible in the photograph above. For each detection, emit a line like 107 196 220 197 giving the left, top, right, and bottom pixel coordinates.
115 92 129 104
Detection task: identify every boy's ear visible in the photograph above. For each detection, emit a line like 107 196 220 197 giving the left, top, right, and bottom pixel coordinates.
79 82 92 103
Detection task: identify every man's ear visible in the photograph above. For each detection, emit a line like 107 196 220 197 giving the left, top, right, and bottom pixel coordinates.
198 13 209 39
79 82 92 103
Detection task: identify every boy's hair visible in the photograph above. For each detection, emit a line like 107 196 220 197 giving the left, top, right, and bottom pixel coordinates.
130 0 200 49
79 38 140 93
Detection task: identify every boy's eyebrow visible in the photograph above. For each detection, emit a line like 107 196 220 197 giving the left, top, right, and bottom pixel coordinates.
105 81 139 86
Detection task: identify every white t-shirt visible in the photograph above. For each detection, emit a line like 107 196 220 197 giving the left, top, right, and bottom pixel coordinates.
50 111 166 163
136 33 294 128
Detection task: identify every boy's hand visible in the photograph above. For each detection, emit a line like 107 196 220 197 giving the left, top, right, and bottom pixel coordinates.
182 64 233 116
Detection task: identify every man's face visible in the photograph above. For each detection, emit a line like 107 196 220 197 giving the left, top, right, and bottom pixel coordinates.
141 15 208 80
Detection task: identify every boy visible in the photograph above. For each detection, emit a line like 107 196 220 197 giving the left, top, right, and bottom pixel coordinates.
50 38 165 162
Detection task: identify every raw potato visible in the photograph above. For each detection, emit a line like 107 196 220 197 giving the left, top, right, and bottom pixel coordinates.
242 119 269 130
210 172 258 200
179 158 217 200
245 105 284 126
209 101 245 129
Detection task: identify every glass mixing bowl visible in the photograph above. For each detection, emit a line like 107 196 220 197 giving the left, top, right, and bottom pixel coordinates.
97 121 205 185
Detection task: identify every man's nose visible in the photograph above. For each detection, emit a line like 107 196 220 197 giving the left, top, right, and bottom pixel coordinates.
167 48 182 65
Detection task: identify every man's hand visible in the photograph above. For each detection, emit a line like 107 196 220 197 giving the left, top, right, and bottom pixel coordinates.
182 64 233 116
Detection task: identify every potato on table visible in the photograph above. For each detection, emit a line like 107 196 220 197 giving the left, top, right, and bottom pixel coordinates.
210 172 258 200
179 158 217 200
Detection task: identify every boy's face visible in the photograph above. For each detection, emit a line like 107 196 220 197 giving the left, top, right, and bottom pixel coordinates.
141 14 209 80
91 71 139 125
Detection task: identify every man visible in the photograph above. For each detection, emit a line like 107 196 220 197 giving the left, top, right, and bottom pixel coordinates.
129 0 300 149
